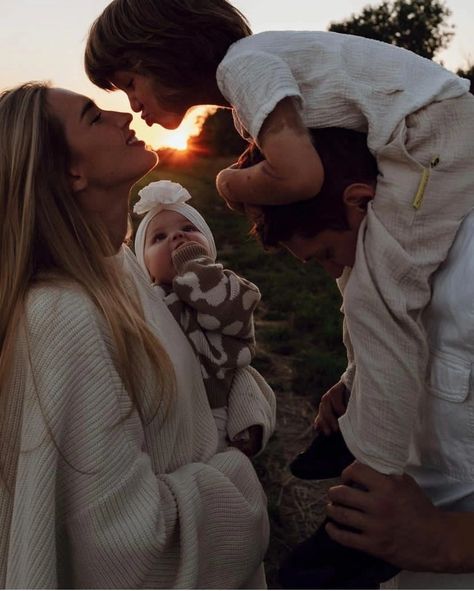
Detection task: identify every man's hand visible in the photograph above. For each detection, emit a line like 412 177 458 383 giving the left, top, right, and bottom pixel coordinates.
314 380 350 436
325 461 449 572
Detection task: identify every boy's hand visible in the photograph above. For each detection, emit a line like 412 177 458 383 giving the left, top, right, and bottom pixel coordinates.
216 97 324 206
314 381 350 436
230 425 263 457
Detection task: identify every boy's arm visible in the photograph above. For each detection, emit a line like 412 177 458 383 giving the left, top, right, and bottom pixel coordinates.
216 97 324 206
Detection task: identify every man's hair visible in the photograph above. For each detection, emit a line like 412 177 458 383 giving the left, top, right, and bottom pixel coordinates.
237 128 378 248
85 0 251 109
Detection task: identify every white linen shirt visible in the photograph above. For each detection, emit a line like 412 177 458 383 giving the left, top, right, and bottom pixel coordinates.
216 31 469 153
383 211 474 589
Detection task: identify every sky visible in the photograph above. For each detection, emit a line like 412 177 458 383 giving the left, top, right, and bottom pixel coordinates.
1 0 473 149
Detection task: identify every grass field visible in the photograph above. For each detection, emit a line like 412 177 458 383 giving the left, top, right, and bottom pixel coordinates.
131 151 347 587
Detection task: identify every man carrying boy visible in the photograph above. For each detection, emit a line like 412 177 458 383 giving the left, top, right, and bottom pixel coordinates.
239 128 474 588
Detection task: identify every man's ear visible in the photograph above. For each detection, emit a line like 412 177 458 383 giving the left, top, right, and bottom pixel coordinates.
343 182 375 226
69 164 88 194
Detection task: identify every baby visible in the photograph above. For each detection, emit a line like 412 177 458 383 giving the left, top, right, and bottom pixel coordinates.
134 180 273 454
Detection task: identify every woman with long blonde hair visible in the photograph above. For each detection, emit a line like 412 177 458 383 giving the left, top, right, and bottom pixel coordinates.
0 82 271 589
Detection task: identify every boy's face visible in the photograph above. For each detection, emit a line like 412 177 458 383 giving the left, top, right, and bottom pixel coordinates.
144 209 211 285
112 71 186 129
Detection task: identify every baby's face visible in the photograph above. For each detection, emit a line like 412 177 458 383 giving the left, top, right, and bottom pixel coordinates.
144 209 210 284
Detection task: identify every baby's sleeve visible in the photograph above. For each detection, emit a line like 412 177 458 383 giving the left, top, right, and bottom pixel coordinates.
170 243 260 376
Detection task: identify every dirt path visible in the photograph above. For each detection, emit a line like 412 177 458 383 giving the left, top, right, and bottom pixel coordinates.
253 335 338 588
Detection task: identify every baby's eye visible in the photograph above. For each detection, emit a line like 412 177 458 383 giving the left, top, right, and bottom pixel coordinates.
153 232 166 242
183 224 199 233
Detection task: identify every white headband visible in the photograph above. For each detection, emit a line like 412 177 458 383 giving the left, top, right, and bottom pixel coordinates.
133 180 217 275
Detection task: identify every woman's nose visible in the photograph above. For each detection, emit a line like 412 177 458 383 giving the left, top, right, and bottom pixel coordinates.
111 110 133 132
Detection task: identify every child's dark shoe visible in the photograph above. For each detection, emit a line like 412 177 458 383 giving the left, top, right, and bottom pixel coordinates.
279 517 400 589
289 429 354 480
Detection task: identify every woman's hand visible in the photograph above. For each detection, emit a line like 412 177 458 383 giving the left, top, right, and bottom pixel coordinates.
325 461 451 572
314 381 349 436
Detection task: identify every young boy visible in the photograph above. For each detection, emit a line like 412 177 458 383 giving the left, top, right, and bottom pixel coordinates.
133 179 275 456
85 0 474 482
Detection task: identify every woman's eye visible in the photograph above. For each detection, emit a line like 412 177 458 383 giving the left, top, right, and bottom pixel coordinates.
126 79 134 90
91 112 102 125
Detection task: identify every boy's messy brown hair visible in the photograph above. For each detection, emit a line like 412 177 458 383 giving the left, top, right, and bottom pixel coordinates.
85 0 251 109
237 128 378 248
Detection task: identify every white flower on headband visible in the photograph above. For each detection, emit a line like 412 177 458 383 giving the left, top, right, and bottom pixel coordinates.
133 180 191 215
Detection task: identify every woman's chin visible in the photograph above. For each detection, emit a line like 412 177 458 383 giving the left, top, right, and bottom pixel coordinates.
143 149 160 173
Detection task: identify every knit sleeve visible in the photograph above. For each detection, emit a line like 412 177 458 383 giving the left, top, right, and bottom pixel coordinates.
226 366 277 455
16 285 269 589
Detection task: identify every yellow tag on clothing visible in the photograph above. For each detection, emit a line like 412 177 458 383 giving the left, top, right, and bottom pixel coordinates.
412 156 440 210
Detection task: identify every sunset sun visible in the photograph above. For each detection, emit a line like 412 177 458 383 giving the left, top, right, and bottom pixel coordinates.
136 106 217 152
162 129 190 151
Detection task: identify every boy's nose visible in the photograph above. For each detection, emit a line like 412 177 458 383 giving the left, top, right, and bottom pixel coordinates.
128 94 142 113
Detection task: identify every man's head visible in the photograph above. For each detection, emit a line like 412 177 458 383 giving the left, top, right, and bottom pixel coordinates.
238 127 378 278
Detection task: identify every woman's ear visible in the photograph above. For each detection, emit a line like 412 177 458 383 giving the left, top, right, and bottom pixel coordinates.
69 164 88 193
343 183 375 227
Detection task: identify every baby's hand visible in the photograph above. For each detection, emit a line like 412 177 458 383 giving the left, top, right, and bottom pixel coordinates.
172 241 210 257
314 381 350 436
230 425 263 457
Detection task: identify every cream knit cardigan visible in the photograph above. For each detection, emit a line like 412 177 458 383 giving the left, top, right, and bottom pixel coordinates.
1 247 272 589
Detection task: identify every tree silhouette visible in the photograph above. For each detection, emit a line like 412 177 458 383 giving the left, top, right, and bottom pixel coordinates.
457 65 474 93
328 0 454 59
188 108 247 157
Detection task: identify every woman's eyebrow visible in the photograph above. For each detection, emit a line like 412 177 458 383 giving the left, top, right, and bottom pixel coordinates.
79 99 96 122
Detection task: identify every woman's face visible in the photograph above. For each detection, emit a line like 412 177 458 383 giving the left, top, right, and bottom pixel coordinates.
47 88 157 210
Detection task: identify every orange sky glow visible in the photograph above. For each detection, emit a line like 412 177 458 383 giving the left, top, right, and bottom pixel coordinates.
148 106 216 151
1 1 473 152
